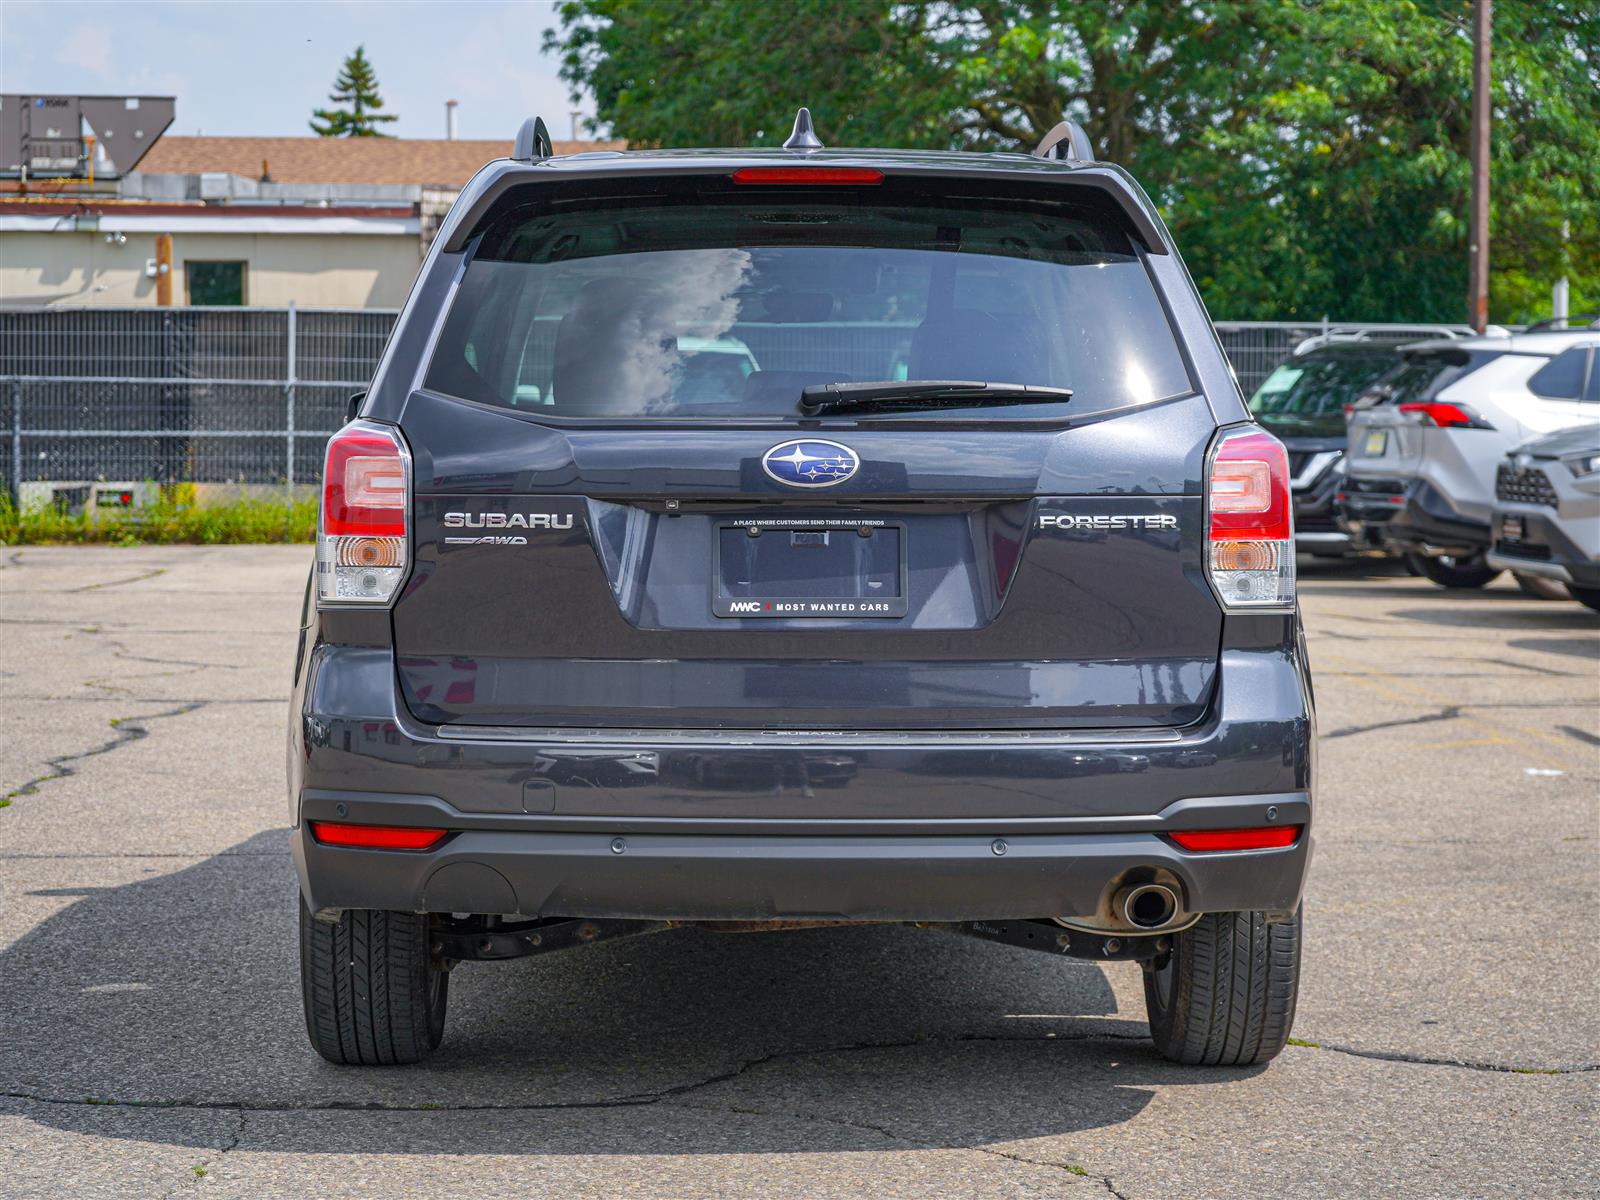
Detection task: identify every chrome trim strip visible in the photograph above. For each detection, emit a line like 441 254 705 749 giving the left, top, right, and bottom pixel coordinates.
1290 450 1342 490
434 724 1188 748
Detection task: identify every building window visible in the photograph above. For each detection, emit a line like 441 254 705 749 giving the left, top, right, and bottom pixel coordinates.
186 261 247 306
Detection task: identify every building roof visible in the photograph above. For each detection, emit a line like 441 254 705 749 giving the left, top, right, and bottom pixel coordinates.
137 135 624 187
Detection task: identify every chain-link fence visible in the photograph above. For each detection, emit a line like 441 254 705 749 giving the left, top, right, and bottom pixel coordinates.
0 306 392 498
0 307 1471 498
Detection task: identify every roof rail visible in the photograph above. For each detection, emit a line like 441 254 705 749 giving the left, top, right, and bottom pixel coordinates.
1522 313 1600 333
512 116 554 163
1032 120 1093 163
1290 324 1480 356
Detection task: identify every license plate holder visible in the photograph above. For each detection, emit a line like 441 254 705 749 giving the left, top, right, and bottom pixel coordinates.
1363 429 1389 456
712 518 907 618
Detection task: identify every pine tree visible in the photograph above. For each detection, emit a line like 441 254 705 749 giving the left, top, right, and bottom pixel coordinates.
309 46 399 137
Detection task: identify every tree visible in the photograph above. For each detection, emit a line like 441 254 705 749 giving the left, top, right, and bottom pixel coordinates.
546 1 1598 324
310 46 399 138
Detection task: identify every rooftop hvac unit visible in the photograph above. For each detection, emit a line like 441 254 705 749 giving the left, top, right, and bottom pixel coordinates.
17 480 160 519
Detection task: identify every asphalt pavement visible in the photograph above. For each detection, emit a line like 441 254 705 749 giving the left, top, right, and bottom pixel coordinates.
1 546 1595 1198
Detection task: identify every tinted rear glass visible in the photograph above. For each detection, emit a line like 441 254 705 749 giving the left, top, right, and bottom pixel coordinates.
1249 349 1396 435
423 179 1191 421
1382 349 1507 406
1526 347 1590 400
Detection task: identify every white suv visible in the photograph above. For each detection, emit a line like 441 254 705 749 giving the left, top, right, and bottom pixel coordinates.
1487 423 1600 611
1342 322 1600 587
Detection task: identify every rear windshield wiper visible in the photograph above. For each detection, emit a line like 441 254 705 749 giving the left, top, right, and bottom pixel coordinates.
799 380 1073 416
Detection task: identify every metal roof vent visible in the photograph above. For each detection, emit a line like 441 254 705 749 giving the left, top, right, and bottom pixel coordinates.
782 107 823 154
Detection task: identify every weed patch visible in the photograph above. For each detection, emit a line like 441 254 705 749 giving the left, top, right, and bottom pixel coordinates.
0 491 315 545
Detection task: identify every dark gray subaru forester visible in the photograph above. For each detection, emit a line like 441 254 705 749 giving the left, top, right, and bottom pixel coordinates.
289 113 1314 1067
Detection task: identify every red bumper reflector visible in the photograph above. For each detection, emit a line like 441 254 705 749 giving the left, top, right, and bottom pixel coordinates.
1170 825 1302 852
732 166 884 185
308 821 447 851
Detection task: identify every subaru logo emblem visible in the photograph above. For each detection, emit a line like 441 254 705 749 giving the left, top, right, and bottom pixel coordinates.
761 439 860 488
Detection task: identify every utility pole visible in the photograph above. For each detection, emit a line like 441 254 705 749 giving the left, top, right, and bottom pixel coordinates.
154 233 173 306
1553 220 1570 328
1468 0 1491 332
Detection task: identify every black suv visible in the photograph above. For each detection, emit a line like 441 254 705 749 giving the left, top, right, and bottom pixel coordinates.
1247 336 1438 556
290 114 1314 1067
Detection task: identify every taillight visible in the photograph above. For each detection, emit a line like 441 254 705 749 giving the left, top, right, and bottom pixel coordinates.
1206 426 1295 611
1170 825 1302 852
1398 401 1492 429
308 821 447 850
317 420 410 605
731 166 884 185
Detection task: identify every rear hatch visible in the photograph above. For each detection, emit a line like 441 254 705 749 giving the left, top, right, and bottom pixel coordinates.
391 170 1221 731
1345 345 1506 481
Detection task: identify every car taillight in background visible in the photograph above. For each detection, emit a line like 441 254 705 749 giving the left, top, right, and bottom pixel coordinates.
317 420 410 605
1206 426 1295 611
1397 401 1493 429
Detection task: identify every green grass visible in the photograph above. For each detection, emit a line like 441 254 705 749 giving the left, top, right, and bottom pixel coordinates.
0 490 316 545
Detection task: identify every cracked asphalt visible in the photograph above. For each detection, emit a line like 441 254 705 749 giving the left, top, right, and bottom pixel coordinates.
1 546 1595 1199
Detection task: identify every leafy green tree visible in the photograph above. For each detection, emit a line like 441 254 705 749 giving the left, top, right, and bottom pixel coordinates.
310 46 399 138
546 1 1598 324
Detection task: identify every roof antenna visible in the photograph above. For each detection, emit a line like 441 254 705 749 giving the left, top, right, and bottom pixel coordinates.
782 107 823 154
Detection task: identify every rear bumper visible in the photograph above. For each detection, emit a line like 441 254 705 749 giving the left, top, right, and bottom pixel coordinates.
292 793 1313 922
1295 530 1353 553
1291 451 1350 552
289 634 1314 921
1334 476 1406 546
1376 481 1491 555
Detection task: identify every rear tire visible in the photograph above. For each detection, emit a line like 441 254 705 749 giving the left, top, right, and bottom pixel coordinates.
1143 906 1301 1066
1569 585 1600 613
1514 573 1570 601
299 899 448 1065
1406 551 1501 589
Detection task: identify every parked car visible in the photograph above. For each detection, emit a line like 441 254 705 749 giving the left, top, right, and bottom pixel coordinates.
1341 321 1600 587
1247 334 1451 555
289 112 1314 1067
1487 423 1600 612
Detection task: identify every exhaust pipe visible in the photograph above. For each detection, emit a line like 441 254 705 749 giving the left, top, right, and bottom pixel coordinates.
1117 883 1179 929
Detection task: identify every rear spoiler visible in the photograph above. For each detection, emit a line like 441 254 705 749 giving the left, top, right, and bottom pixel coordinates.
439 159 1170 257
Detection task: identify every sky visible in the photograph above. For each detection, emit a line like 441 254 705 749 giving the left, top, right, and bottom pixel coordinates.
0 0 593 141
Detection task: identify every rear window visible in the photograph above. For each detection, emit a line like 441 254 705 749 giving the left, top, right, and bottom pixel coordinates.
1379 348 1509 407
1248 349 1396 433
1526 347 1591 400
422 178 1191 422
